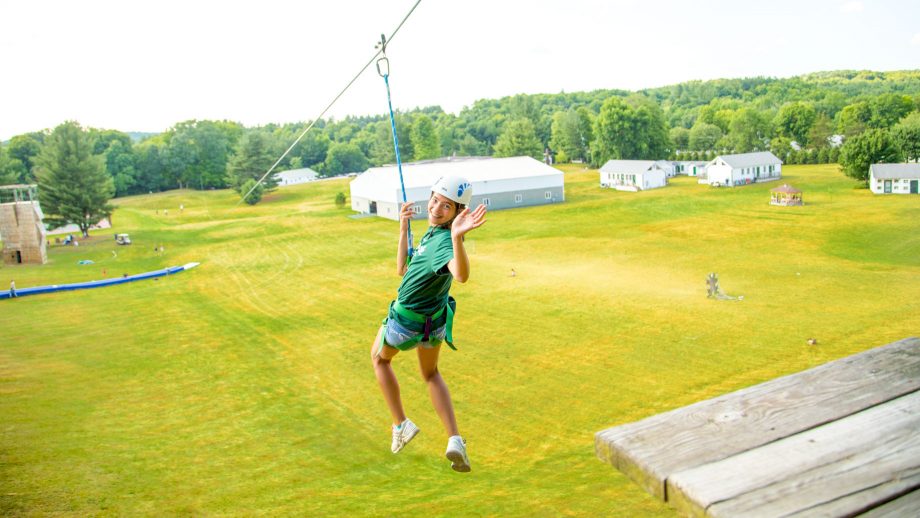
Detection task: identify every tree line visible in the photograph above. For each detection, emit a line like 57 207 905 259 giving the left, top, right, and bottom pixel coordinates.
2 69 919 208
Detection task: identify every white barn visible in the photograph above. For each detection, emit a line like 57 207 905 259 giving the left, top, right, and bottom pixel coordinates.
869 163 920 194
704 151 782 187
349 156 565 221
599 160 668 192
274 167 318 187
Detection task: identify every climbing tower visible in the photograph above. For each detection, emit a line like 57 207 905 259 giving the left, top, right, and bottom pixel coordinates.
0 184 47 265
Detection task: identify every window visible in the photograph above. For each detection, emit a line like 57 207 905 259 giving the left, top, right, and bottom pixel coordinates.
412 205 421 214
514 194 523 203
545 191 552 199
482 198 491 207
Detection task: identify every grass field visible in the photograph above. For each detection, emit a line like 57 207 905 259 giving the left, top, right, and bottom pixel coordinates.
2 165 918 516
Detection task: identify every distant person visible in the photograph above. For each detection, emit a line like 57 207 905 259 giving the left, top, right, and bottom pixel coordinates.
9 280 16 298
510 268 516 277
179 204 184 213
370 176 486 473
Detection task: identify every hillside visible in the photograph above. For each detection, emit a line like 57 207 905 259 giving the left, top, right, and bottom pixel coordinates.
2 165 919 515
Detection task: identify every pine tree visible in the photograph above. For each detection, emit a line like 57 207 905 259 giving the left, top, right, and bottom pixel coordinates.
35 121 114 237
226 132 277 196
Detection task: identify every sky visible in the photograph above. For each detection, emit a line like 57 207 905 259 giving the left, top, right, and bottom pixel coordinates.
1 0 919 141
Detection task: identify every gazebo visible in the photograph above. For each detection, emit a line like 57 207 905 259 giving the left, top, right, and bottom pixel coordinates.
770 184 802 206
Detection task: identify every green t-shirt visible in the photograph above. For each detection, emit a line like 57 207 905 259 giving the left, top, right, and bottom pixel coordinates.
396 226 454 316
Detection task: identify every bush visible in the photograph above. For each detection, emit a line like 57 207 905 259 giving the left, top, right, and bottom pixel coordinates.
335 192 346 208
240 179 264 205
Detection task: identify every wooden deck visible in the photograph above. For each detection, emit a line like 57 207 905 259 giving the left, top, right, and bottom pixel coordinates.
595 337 920 517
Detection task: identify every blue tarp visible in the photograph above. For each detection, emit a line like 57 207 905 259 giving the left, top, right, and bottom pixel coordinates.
2 262 199 300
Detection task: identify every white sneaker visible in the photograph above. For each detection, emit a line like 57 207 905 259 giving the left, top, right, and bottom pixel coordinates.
445 435 471 472
391 418 419 453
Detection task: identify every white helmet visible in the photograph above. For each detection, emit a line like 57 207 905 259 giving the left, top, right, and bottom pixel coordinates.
432 176 473 205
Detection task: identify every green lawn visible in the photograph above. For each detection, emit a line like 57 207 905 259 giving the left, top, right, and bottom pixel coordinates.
2 165 918 516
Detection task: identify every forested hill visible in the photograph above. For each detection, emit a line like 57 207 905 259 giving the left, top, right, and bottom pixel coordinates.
641 69 920 127
2 70 919 198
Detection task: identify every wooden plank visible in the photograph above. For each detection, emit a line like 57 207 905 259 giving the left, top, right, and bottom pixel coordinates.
665 390 920 517
595 337 920 500
859 489 920 518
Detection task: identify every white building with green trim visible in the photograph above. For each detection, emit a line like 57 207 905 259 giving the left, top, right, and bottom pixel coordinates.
703 151 782 187
869 163 920 194
599 160 668 192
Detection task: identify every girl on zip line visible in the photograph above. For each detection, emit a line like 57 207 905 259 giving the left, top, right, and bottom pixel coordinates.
371 175 487 472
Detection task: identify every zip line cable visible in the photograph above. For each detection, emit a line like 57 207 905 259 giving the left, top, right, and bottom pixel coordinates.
238 0 423 205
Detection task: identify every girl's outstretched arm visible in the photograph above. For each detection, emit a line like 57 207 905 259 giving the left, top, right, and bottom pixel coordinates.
396 202 414 276
447 204 487 283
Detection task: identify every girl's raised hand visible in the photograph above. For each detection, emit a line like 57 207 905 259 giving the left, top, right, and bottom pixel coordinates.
451 203 487 238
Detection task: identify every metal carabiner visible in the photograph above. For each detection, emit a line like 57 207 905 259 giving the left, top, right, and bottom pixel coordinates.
376 56 390 77
375 33 390 77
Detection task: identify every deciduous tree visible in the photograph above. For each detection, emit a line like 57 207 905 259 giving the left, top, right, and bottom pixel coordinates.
669 127 690 151
493 118 543 160
891 112 920 162
592 96 669 165
410 114 440 160
550 110 590 162
774 102 816 147
0 145 20 184
324 142 369 175
728 108 771 152
689 122 722 151
7 133 44 183
838 129 902 185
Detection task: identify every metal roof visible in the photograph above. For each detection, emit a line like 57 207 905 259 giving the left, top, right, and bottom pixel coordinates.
710 151 782 168
599 160 661 175
869 163 920 179
349 156 564 202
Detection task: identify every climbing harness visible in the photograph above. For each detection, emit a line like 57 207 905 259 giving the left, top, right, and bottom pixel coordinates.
376 34 414 258
378 295 458 354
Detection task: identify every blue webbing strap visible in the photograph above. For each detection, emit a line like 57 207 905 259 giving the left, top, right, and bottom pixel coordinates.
378 44 414 259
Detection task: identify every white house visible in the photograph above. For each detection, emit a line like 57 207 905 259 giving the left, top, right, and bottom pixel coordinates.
655 160 678 177
274 167 318 187
677 161 708 177
599 160 668 192
869 163 920 194
349 156 565 221
704 151 782 187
